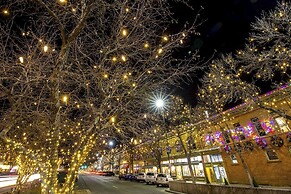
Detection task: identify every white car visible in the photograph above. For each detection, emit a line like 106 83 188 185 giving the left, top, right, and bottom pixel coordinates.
156 173 173 187
145 172 157 184
136 172 146 182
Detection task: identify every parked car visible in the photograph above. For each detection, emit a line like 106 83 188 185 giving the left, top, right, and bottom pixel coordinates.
103 171 115 176
145 172 157 184
136 172 146 182
124 173 135 181
156 173 173 187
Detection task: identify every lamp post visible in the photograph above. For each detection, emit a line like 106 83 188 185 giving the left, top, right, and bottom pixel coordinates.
108 141 114 171
154 98 172 176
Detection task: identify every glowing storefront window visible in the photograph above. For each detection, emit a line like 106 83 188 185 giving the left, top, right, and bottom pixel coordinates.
182 165 190 176
275 117 290 132
193 163 204 177
176 158 187 163
230 154 238 164
191 156 202 162
210 154 223 162
203 155 211 163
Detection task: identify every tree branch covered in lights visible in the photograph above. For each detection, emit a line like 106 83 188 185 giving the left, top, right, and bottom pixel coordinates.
199 2 291 120
237 1 290 81
0 0 202 193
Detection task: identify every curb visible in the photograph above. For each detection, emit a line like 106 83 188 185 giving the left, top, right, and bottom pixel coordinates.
165 188 186 194
75 189 91 194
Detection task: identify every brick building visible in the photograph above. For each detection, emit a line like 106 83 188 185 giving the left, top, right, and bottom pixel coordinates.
122 84 291 186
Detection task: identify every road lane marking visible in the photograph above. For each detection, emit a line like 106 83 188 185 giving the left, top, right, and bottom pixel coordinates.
113 186 118 189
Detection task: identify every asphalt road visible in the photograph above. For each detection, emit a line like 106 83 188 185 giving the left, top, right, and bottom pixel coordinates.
75 174 169 194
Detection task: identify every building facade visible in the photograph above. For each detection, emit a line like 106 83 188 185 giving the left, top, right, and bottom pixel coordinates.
122 85 291 186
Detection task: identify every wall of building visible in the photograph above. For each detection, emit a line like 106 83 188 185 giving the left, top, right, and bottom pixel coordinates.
130 89 291 186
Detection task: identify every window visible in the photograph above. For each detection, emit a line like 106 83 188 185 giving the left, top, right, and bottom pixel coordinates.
211 154 223 162
191 155 202 162
230 154 238 164
266 149 279 161
193 163 204 177
176 158 187 163
182 165 190 176
275 117 290 132
203 155 211 163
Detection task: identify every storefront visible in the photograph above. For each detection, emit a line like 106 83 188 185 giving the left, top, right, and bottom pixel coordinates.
202 153 227 184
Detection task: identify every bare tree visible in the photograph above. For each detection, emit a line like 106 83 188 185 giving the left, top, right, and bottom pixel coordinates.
199 2 291 119
0 0 202 193
237 1 291 81
146 95 201 182
198 2 291 187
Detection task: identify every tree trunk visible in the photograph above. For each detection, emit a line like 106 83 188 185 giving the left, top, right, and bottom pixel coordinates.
223 123 255 187
178 135 196 182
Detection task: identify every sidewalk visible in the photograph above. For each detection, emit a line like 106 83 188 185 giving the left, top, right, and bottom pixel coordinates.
166 181 291 194
74 174 91 194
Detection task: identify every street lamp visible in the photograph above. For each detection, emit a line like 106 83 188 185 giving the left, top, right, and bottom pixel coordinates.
108 141 114 147
152 96 172 176
149 92 168 114
155 98 165 109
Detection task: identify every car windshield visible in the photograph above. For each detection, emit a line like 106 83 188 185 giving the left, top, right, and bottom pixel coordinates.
138 173 144 175
147 173 154 176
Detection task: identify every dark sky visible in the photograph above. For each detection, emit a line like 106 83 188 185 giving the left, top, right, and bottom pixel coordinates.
173 0 278 105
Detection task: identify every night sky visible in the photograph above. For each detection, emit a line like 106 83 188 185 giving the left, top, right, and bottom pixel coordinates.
173 0 278 105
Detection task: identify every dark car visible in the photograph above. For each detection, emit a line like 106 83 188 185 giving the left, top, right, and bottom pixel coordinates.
103 171 115 176
124 173 137 181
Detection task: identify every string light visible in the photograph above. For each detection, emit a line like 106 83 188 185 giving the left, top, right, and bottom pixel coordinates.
162 36 168 42
43 45 49 52
19 57 24 63
112 57 117 62
110 117 116 123
122 29 128 37
58 0 67 4
121 55 127 62
2 9 9 15
62 95 68 104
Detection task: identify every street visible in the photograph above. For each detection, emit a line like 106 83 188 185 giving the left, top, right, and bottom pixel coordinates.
0 174 40 193
75 174 168 194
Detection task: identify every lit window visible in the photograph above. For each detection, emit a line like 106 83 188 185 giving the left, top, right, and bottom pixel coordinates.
275 117 290 132
230 154 238 164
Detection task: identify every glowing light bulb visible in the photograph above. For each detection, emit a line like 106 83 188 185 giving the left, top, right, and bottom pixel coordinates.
144 43 149 48
2 9 9 15
122 29 128 36
112 57 117 62
110 117 115 123
19 57 24 63
162 36 168 41
62 95 68 103
59 0 67 4
121 55 127 62
158 48 163 54
43 45 49 52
